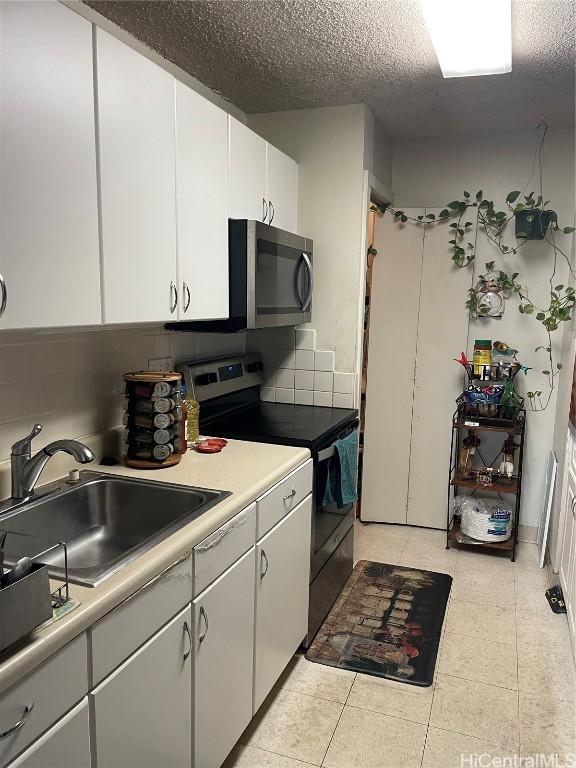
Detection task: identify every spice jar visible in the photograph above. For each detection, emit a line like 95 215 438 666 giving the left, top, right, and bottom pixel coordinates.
473 340 492 377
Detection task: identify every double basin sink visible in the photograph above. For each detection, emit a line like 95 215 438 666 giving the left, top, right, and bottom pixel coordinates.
0 472 228 587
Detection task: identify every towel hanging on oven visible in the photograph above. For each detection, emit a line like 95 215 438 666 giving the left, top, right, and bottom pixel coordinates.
322 429 359 508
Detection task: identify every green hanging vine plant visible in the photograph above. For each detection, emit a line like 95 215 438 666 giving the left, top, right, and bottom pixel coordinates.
370 123 575 412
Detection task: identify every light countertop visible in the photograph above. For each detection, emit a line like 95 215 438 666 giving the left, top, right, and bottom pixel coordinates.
0 439 310 693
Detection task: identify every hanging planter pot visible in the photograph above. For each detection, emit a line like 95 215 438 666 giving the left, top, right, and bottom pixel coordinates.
515 209 556 240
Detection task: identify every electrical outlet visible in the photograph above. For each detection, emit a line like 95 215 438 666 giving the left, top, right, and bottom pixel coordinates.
148 357 173 372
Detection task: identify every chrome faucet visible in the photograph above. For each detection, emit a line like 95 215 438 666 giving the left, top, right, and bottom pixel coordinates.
10 424 95 500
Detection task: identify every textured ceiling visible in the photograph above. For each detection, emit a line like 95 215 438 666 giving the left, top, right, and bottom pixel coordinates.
85 0 575 139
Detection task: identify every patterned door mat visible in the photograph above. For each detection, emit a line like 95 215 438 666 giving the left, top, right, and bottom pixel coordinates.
306 560 452 687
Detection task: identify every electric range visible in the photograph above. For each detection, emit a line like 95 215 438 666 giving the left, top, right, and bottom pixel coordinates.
178 353 358 646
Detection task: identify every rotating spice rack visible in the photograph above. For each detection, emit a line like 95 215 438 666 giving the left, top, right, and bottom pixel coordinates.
446 390 526 562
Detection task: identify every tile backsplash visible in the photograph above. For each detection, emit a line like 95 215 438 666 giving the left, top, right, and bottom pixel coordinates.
247 328 356 409
0 327 245 462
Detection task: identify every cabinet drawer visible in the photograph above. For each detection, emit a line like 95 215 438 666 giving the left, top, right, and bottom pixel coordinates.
0 634 87 767
6 699 90 768
90 555 192 685
257 459 313 538
194 504 256 597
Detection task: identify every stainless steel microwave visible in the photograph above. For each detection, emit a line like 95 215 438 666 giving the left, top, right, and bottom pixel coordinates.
167 220 313 332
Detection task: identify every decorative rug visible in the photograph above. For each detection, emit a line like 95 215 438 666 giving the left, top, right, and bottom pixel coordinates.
306 560 452 687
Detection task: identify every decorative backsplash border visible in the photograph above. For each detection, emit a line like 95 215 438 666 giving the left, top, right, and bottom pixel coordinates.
247 328 356 408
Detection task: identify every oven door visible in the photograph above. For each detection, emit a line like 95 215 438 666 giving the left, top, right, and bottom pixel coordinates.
311 429 357 582
248 221 312 328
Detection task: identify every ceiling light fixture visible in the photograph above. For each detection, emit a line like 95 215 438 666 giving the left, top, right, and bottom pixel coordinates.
419 0 512 78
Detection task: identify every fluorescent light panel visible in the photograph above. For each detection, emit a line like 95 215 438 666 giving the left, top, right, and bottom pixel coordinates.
419 0 512 78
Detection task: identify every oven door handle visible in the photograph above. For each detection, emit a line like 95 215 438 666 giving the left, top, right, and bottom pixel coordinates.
317 445 336 462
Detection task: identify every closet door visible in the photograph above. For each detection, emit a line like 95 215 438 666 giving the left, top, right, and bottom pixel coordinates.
96 28 177 324
0 0 100 329
407 213 473 528
361 211 424 523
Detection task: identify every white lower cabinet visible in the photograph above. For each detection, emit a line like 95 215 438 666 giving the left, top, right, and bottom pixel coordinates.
90 605 192 768
7 700 90 768
254 495 312 712
193 548 255 768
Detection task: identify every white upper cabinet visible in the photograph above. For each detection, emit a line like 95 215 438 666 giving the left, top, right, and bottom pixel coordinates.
266 144 298 233
175 82 229 321
96 29 177 324
0 0 101 330
228 117 268 222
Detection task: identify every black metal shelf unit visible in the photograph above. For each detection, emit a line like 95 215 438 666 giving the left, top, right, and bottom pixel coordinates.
445 407 526 561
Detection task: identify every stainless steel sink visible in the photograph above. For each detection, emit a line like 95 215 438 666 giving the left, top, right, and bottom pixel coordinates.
0 471 229 586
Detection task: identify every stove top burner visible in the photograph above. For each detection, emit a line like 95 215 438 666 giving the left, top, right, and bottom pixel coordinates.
202 401 357 451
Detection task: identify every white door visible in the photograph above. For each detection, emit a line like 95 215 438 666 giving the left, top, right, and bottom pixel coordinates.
0 0 100 329
193 548 255 768
175 81 229 321
90 606 192 768
407 213 473 528
228 117 267 222
7 700 90 768
96 29 177 324
254 495 312 712
266 144 298 232
560 462 576 659
361 211 424 523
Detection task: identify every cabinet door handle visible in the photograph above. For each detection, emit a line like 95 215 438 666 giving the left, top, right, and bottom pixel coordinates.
183 281 191 313
268 200 274 225
260 549 269 579
0 273 6 317
262 197 268 223
170 281 178 314
0 703 34 740
183 620 192 661
198 606 209 644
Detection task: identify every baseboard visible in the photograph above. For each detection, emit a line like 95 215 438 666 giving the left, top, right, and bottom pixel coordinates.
518 524 538 543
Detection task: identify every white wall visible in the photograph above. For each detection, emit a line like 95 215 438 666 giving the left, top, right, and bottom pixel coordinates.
250 104 369 374
363 105 393 192
392 128 575 528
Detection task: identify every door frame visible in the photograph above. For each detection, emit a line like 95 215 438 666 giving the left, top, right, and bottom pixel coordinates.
355 171 393 408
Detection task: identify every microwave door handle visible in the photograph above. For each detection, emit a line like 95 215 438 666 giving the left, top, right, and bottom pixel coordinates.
301 253 313 311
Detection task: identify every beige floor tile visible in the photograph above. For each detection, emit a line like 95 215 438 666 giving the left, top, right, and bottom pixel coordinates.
439 632 518 689
517 640 576 702
422 727 520 768
242 689 342 765
405 527 447 546
446 598 516 643
322 705 427 768
399 550 457 576
224 744 317 768
354 521 410 548
279 656 355 704
516 603 572 647
430 674 519 748
346 672 434 725
450 571 515 608
456 547 515 577
519 690 576 757
514 568 550 609
513 543 541 572
354 541 405 565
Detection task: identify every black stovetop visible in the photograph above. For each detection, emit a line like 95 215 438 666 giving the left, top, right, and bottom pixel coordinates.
201 400 358 452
